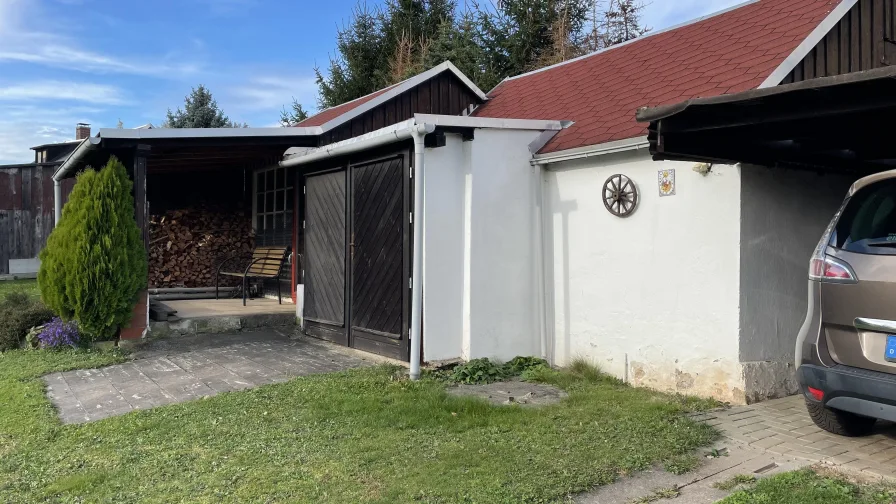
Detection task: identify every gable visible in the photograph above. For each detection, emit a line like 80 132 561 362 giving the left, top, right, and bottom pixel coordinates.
779 0 896 84
296 62 487 146
318 71 483 145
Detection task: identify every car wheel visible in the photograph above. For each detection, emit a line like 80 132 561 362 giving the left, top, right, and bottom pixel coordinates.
805 399 876 436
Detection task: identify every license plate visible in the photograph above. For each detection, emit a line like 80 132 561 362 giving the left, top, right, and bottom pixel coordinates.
886 336 896 362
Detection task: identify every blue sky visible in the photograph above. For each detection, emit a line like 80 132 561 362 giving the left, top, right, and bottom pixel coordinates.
0 0 742 164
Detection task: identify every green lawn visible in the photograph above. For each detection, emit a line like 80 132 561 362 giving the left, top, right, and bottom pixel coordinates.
0 352 719 503
719 469 896 504
0 279 40 300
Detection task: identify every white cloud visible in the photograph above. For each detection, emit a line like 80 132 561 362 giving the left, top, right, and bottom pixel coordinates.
230 76 317 112
0 1 201 78
0 104 101 164
0 34 201 77
0 81 127 104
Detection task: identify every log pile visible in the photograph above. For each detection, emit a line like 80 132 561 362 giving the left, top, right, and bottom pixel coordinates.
148 205 254 288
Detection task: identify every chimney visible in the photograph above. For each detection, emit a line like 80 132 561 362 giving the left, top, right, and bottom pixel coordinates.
76 123 91 140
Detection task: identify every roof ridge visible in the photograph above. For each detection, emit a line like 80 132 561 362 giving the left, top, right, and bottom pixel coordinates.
501 0 761 84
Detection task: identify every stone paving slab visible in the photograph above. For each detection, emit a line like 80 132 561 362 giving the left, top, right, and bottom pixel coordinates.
44 331 377 424
699 394 896 480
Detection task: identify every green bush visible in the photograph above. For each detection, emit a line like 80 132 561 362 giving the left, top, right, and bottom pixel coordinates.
0 292 55 351
449 358 509 384
504 356 549 375
39 156 147 341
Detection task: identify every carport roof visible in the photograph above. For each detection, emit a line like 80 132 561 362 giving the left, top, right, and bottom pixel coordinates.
55 127 320 180
637 66 896 173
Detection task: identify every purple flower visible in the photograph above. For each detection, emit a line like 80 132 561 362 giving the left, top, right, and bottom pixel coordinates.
37 318 80 349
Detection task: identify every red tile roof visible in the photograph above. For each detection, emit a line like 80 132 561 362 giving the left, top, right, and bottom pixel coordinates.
295 85 397 127
473 0 839 153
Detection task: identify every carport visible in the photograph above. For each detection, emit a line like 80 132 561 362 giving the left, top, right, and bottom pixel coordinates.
637 66 896 174
635 66 896 400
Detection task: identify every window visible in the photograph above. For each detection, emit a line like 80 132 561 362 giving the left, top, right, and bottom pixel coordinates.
832 179 896 255
253 166 294 244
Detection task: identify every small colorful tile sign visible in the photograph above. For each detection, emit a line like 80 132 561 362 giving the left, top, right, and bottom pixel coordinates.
658 169 675 197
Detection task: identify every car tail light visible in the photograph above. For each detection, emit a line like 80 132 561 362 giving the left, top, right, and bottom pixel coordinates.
808 208 857 283
808 387 824 401
809 255 857 283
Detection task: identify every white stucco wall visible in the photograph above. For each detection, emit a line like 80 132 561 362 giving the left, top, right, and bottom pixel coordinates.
422 129 543 362
544 150 745 402
466 129 543 361
421 134 468 361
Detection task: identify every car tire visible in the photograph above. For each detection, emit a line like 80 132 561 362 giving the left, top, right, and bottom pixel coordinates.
805 399 876 436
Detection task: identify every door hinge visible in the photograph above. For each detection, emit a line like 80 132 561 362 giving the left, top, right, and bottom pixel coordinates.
409 277 413 289
410 167 414 179
303 186 306 194
302 220 306 229
409 212 413 224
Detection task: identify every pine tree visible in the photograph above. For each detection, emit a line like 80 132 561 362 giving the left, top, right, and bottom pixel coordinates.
39 156 147 341
315 4 390 109
164 85 245 128
280 98 311 126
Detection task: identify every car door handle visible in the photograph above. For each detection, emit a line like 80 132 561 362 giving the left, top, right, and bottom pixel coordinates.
855 317 896 333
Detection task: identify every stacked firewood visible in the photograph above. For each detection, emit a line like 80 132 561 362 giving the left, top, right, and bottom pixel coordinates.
148 205 254 288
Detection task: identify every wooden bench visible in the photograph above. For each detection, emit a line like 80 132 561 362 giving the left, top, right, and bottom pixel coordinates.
215 246 290 306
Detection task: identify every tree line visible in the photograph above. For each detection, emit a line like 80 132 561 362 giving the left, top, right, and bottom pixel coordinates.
158 0 649 128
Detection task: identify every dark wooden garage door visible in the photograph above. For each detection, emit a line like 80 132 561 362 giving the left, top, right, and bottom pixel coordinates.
303 170 347 345
350 155 409 360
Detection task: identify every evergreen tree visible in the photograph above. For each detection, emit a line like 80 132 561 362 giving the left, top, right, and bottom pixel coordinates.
315 4 390 109
164 85 245 128
39 157 147 341
315 0 650 107
280 98 311 126
316 0 457 109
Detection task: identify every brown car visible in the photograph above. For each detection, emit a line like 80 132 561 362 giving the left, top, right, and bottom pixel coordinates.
797 169 896 436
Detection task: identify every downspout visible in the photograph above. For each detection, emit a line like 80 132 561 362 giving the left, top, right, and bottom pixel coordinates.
53 179 62 227
409 124 432 380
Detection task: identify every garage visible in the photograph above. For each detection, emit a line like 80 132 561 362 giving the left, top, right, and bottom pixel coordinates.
301 150 411 361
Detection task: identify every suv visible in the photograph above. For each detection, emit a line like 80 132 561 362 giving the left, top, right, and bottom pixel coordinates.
797 170 896 436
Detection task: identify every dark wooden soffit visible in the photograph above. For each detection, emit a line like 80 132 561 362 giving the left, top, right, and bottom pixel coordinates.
783 0 896 85
637 66 896 174
318 71 484 146
73 136 321 175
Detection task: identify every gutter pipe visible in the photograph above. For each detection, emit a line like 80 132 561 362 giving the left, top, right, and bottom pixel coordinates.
280 119 435 380
53 137 100 228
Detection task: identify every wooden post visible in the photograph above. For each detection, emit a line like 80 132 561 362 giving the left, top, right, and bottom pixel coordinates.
121 146 151 341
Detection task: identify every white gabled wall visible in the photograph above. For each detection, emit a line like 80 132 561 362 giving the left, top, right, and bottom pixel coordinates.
544 150 745 403
422 129 544 362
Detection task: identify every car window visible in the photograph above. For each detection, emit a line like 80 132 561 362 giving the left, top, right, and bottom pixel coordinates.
832 179 896 255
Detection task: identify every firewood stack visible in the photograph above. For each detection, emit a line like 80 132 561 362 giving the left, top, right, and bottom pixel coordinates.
148 205 255 288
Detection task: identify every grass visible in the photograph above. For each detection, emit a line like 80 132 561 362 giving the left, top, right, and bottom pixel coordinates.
0 353 719 503
0 279 39 300
718 469 896 503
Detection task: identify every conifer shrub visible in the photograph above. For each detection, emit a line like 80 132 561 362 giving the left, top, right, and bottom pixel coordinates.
39 156 147 341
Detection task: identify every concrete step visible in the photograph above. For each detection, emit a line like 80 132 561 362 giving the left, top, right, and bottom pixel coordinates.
149 312 296 338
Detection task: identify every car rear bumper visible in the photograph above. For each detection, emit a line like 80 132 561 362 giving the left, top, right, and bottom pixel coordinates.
799 364 896 422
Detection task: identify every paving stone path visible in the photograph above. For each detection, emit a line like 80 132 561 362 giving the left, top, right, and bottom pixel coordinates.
695 394 896 480
44 331 376 424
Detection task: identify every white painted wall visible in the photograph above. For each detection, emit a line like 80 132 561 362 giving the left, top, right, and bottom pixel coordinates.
422 129 544 362
544 150 745 402
421 134 468 361
466 129 543 361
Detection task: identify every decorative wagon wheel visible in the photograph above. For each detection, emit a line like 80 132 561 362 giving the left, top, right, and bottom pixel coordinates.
602 174 639 218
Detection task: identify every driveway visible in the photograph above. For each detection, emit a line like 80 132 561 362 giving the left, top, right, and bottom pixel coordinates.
698 394 896 480
44 331 378 424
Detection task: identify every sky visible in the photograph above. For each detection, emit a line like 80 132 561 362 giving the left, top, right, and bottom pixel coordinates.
0 0 744 164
